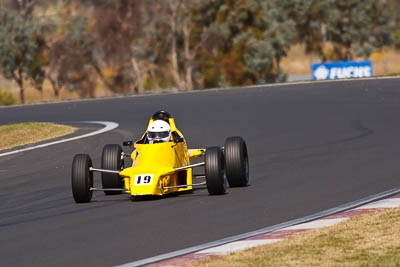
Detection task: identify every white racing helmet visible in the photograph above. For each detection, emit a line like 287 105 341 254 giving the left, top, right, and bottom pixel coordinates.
147 120 171 143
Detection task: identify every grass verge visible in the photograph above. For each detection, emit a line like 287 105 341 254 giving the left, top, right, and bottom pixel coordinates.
0 122 76 151
191 207 400 267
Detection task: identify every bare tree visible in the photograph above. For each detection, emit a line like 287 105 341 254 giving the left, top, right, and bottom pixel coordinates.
165 0 211 91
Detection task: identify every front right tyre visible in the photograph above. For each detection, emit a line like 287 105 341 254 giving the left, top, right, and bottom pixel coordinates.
71 154 93 203
224 136 249 187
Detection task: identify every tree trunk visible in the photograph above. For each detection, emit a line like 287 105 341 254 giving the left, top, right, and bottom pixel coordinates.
17 79 25 104
381 45 387 75
183 17 193 91
169 0 186 91
49 77 60 98
150 69 161 92
131 56 144 94
14 70 25 104
275 55 281 78
171 35 185 90
185 65 193 91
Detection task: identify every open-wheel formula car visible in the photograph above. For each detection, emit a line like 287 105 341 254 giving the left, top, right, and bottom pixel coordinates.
71 112 249 203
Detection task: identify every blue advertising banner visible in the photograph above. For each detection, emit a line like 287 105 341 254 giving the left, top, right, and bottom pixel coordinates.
312 61 373 80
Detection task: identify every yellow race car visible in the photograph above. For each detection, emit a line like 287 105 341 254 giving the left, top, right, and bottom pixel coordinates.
71 111 249 203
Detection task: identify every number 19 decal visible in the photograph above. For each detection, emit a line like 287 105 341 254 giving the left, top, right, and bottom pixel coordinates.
134 174 154 185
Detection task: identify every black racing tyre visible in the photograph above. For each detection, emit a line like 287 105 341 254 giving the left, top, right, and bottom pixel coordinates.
205 146 226 195
71 154 93 203
224 136 249 187
101 144 124 195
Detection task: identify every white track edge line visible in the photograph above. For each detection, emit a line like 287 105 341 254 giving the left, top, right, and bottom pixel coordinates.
284 217 349 230
116 187 400 267
197 239 282 255
0 121 119 157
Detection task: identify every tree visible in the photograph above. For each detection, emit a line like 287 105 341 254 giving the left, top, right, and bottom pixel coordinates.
395 0 400 49
86 0 145 94
47 15 98 98
283 0 331 63
361 0 397 73
252 1 296 82
166 0 210 91
0 10 45 103
200 0 295 85
136 0 214 91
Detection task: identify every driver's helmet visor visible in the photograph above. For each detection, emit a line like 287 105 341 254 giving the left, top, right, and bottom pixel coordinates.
148 131 170 139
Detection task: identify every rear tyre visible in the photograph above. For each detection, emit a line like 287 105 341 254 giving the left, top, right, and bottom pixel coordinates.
71 154 93 203
101 144 124 195
224 136 249 187
205 147 226 195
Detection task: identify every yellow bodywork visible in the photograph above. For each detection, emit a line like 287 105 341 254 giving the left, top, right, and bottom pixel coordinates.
118 117 204 196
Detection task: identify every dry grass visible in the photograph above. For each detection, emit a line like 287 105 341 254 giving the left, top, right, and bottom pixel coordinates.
190 207 400 267
0 78 114 105
0 122 76 151
281 44 315 76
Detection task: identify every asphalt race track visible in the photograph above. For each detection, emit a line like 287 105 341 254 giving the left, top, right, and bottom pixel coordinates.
1 78 400 266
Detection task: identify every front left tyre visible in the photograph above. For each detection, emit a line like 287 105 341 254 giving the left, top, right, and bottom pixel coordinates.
101 144 124 195
71 154 93 203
